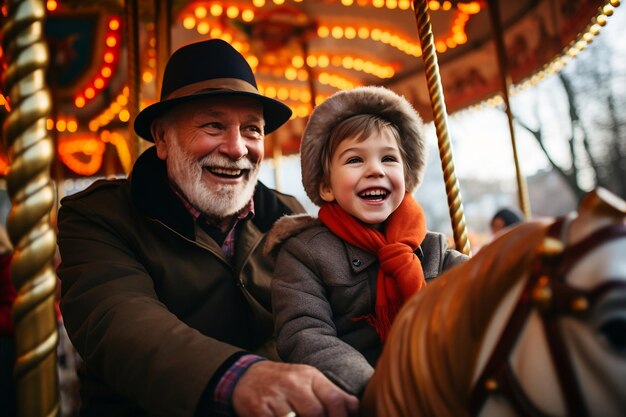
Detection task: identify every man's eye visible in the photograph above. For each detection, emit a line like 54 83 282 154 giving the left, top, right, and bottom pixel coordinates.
203 122 222 130
243 126 264 138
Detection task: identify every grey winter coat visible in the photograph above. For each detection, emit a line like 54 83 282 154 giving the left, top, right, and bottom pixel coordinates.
265 215 468 396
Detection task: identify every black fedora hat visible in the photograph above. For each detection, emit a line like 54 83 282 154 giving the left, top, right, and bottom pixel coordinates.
133 39 293 141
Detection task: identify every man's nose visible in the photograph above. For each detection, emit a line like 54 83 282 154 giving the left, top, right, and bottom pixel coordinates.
220 129 248 160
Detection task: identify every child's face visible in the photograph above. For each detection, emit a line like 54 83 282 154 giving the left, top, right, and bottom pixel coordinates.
319 129 406 226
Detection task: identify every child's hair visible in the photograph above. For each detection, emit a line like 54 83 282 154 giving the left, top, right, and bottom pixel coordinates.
319 113 407 187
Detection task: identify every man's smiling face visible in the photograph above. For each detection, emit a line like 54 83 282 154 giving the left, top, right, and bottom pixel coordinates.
152 95 265 219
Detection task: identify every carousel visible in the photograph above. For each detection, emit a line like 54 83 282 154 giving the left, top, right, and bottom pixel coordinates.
0 0 624 416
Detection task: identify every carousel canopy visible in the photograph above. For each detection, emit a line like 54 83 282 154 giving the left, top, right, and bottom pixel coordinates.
0 0 620 176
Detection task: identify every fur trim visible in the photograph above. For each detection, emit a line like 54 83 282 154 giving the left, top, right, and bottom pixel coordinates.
263 214 320 256
300 86 427 206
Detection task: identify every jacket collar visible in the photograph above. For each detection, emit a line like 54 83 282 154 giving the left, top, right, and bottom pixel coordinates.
130 146 293 239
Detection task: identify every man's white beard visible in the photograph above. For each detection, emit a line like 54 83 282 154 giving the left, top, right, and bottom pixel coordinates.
166 136 259 220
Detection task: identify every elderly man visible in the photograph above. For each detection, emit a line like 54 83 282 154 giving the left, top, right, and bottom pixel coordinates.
57 39 358 417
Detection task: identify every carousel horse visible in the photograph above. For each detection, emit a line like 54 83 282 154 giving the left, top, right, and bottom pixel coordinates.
361 188 626 417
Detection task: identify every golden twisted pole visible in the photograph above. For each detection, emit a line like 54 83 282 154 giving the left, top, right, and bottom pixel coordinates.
412 0 471 255
2 1 60 416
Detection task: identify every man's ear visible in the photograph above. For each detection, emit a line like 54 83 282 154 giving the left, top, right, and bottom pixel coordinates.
319 181 335 202
151 120 168 160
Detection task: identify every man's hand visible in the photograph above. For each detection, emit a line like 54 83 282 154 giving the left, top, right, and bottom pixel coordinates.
232 361 359 417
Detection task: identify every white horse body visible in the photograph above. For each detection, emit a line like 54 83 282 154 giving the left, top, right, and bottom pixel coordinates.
363 188 626 417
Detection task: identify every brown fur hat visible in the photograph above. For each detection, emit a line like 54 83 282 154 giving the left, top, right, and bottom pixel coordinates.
300 86 427 207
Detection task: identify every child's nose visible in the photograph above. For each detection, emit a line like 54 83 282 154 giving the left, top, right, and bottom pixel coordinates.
365 161 385 177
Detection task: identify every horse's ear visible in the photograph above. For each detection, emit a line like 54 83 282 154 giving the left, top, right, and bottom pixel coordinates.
569 188 625 245
579 187 626 220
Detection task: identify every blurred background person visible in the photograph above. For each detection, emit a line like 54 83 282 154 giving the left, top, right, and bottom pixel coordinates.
490 207 523 237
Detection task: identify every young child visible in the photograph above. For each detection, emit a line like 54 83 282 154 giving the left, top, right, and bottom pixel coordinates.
265 86 467 396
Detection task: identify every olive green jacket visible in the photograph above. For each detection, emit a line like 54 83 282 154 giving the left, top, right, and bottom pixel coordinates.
57 147 305 417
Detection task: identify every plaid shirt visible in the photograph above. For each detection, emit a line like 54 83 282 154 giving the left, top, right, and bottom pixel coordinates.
173 187 260 415
174 188 254 260
212 354 267 415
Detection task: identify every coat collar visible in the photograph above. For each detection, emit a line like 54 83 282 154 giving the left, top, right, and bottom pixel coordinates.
130 146 293 240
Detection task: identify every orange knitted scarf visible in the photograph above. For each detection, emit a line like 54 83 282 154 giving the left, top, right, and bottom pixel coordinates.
318 193 427 342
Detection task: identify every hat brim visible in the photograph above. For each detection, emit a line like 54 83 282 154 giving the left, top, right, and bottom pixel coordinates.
134 90 293 142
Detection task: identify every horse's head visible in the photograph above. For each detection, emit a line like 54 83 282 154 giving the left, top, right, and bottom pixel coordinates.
362 188 626 417
493 187 626 417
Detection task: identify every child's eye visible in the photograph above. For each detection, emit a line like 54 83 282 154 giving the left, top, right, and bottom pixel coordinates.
382 155 398 162
346 157 362 164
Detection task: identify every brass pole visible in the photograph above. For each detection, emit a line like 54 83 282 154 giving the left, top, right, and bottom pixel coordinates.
154 0 171 98
487 0 531 219
412 0 471 255
2 1 59 416
272 137 283 192
125 0 141 162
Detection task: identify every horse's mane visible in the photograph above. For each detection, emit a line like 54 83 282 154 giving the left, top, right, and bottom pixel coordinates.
363 220 549 417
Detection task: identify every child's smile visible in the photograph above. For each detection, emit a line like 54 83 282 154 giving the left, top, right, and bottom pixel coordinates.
358 188 389 201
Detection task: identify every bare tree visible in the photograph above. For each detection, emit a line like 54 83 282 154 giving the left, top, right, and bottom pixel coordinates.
513 33 626 200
